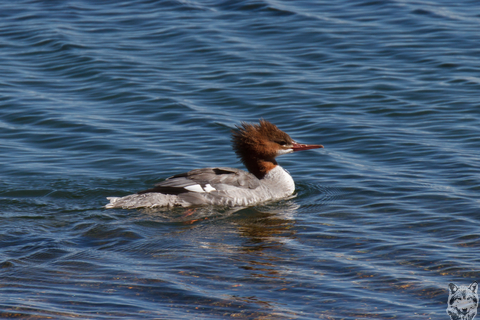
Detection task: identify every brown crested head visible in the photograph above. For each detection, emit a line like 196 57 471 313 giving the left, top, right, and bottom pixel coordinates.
231 119 295 178
231 119 323 178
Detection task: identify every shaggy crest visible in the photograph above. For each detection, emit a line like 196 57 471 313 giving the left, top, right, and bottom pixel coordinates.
232 119 294 178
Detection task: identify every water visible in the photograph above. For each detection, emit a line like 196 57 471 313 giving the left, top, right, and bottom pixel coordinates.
1 0 480 319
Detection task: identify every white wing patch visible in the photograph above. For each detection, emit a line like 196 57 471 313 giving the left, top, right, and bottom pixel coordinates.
184 184 205 193
184 184 217 193
204 184 216 192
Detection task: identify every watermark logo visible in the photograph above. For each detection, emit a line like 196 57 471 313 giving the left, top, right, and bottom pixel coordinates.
447 281 478 320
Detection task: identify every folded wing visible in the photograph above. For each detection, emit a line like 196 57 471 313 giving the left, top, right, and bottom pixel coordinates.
137 167 260 195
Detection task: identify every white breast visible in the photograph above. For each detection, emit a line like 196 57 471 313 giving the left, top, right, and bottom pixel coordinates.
263 165 295 197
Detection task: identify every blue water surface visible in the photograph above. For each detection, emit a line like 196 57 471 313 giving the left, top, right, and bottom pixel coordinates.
1 0 480 319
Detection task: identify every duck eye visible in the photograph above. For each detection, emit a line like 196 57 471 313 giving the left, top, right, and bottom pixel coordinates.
277 141 288 146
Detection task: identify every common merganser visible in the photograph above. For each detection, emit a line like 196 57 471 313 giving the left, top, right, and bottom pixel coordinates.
106 120 323 209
